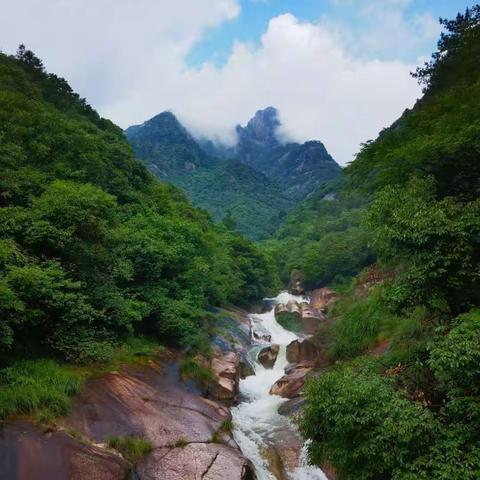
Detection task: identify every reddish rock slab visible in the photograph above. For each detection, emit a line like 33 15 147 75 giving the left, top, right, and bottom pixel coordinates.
64 352 230 448
209 351 241 402
269 365 312 399
286 338 319 364
300 305 326 334
0 422 130 480
137 443 255 480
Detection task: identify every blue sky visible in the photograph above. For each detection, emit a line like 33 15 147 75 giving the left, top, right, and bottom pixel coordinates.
1 0 474 164
188 0 472 67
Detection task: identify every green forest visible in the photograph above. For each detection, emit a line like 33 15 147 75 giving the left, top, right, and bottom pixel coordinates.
0 45 279 418
292 7 480 479
1 4 480 479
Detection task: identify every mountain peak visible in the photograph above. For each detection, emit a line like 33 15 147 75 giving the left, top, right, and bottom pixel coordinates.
238 106 280 146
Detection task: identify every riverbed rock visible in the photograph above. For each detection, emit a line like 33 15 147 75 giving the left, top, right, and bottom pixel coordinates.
286 338 319 364
209 351 241 402
239 358 255 379
277 397 305 416
310 288 337 312
257 344 280 369
250 321 272 343
300 305 326 334
269 364 312 398
0 421 131 480
137 443 255 480
64 350 231 449
288 270 305 295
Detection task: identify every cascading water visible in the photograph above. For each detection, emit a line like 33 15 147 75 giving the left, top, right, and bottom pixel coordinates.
231 292 327 480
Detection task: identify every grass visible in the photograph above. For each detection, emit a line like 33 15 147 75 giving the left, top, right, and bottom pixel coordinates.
0 336 163 423
173 438 189 448
276 312 304 333
107 435 153 463
0 359 82 420
179 356 214 390
211 418 234 443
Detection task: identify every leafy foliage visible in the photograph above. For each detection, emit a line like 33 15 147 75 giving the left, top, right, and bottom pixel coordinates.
0 47 278 365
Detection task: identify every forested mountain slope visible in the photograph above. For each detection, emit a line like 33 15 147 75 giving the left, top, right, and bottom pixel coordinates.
283 7 480 479
126 107 341 240
0 46 278 370
126 112 292 240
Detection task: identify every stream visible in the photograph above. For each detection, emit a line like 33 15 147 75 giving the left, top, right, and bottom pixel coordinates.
231 292 327 480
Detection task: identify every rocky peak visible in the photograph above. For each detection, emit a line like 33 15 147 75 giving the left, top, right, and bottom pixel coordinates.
237 106 281 146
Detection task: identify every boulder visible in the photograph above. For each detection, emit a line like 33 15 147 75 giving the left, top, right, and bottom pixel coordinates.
137 443 255 480
300 305 325 334
0 422 130 480
288 270 305 295
257 344 280 369
286 338 319 364
277 397 305 416
250 321 271 343
209 352 240 402
239 358 255 379
310 288 337 312
269 364 312 399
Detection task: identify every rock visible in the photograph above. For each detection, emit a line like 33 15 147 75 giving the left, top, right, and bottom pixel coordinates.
64 350 231 449
269 365 312 399
250 321 272 343
0 421 130 480
286 338 319 364
300 305 326 334
277 397 305 416
257 345 280 369
137 443 255 480
209 351 240 402
321 463 338 480
310 288 337 312
239 358 255 379
288 270 305 295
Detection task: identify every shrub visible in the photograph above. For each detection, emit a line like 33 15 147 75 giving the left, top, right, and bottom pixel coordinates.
107 435 152 463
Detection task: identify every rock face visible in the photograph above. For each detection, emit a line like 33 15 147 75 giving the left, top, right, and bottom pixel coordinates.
286 338 319 364
277 397 305 416
209 351 241 402
310 288 337 312
300 305 326 334
269 364 312 399
257 345 280 369
137 443 255 480
0 422 130 480
275 300 302 319
250 320 272 343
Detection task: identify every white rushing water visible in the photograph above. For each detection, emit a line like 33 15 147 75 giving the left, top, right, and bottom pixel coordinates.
231 292 327 480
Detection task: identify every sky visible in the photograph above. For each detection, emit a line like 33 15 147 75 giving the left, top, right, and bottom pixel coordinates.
0 0 473 165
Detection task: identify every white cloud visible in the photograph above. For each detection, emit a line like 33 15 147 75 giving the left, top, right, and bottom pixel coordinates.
0 0 427 165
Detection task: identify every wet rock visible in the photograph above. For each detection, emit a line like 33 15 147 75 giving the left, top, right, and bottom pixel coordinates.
137 443 256 480
300 305 326 334
321 463 338 480
257 344 280 369
0 421 130 480
275 300 302 318
239 358 255 379
64 351 231 449
277 397 305 416
250 321 272 343
269 364 312 399
310 288 337 312
209 352 240 402
286 338 319 364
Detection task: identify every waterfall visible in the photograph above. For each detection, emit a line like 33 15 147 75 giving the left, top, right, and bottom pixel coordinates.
231 292 327 480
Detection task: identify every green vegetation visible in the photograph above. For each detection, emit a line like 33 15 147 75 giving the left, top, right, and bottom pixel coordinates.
0 359 82 420
179 356 214 391
107 435 153 463
295 7 480 479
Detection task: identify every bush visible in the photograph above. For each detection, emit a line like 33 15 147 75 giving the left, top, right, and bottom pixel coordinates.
107 435 152 463
300 366 438 480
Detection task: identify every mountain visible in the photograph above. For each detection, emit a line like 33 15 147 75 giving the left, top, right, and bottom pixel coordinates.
126 111 294 240
126 108 341 239
213 107 342 201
